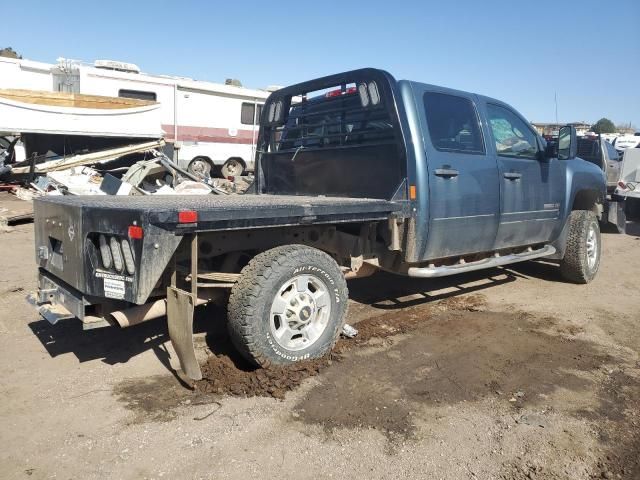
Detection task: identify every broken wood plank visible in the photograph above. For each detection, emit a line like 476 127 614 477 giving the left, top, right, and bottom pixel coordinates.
0 89 156 109
10 139 165 174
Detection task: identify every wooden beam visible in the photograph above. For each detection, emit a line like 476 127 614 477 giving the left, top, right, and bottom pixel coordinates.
0 89 156 110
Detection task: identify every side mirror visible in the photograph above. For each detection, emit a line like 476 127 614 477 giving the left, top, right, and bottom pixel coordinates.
558 125 577 160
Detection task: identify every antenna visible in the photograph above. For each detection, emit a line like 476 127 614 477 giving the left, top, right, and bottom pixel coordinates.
554 92 558 125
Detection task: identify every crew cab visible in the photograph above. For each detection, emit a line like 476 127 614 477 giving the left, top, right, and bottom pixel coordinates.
32 69 606 379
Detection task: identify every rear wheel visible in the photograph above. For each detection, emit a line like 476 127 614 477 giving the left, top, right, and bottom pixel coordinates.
221 158 244 178
559 210 601 283
227 245 348 367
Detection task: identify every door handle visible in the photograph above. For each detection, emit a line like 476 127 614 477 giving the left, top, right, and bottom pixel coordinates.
503 172 522 180
434 168 459 178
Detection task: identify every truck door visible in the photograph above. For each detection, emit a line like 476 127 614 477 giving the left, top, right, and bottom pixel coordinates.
604 140 622 188
419 90 500 258
484 103 564 248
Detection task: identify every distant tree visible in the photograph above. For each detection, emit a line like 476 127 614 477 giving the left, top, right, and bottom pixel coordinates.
0 47 21 59
591 118 616 134
225 78 242 87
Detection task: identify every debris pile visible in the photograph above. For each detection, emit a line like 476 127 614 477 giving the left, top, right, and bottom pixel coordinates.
0 138 254 222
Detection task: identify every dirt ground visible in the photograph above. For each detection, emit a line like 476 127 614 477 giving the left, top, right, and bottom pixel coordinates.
1 219 639 480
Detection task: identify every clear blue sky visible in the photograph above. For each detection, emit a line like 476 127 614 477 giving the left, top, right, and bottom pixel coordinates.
4 0 640 127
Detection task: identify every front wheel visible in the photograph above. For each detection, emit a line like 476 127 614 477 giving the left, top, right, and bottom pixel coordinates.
227 245 348 367
559 210 601 284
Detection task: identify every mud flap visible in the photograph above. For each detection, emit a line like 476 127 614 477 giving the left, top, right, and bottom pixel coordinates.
166 286 202 381
604 198 626 234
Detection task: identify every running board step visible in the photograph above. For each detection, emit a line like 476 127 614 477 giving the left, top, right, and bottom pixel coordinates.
407 245 556 278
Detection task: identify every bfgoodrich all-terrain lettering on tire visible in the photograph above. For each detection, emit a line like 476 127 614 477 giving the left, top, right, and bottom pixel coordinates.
227 245 348 367
559 210 601 284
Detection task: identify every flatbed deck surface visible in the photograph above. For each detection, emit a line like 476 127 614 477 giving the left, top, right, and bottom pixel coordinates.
36 194 403 230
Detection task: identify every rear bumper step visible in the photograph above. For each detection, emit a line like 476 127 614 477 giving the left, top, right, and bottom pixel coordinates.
35 271 114 329
407 245 556 278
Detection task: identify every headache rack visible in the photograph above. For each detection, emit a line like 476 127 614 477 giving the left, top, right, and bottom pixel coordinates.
255 68 408 200
272 90 396 152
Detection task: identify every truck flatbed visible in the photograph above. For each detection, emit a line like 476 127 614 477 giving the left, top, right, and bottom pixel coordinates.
36 194 404 231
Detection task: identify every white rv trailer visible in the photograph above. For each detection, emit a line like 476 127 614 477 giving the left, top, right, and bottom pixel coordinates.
0 56 273 177
0 89 163 139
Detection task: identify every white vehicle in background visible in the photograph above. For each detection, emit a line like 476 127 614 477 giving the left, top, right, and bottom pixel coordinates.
0 56 274 177
612 133 640 154
600 133 618 143
615 148 640 221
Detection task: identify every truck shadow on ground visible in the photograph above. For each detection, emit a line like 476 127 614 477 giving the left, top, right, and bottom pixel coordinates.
347 269 520 310
28 314 177 374
500 223 639 281
27 305 228 387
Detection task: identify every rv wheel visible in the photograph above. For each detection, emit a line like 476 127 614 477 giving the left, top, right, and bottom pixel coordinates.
221 158 244 178
188 157 213 178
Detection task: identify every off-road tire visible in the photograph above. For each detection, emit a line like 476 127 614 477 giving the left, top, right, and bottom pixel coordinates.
559 210 601 284
227 245 348 367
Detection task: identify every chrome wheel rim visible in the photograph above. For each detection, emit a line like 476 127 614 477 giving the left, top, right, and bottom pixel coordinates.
586 224 598 269
269 274 331 351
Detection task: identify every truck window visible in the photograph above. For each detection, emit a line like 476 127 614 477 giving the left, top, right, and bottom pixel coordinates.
577 137 601 164
118 89 157 102
486 104 538 159
423 92 484 154
241 102 263 125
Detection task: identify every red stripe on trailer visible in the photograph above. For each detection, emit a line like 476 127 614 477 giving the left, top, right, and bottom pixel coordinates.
162 124 257 144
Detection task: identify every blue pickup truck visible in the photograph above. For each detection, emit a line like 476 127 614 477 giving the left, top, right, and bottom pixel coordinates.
33 68 606 379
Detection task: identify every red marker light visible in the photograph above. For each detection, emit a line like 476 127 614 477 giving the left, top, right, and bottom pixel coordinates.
178 210 198 223
128 225 144 239
325 87 357 98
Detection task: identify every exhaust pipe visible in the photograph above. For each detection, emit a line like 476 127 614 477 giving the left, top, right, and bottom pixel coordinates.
109 296 209 328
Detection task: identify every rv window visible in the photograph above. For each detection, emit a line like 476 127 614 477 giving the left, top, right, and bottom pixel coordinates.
118 89 157 102
241 103 263 125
